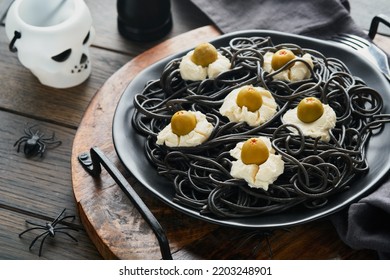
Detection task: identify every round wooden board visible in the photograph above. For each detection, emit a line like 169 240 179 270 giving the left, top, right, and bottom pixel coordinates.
71 26 222 259
71 25 376 260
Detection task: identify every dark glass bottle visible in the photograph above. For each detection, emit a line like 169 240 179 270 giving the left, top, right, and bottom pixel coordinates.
117 0 172 41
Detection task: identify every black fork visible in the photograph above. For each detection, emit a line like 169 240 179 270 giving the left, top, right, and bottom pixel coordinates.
330 14 390 81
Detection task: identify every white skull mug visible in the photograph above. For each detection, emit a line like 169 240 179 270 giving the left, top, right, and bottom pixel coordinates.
5 0 95 88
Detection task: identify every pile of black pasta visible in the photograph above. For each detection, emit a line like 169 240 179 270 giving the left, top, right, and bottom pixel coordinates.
132 36 389 218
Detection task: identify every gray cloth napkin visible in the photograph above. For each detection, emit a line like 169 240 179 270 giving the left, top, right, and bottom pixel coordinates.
331 181 390 259
189 0 366 39
189 0 389 259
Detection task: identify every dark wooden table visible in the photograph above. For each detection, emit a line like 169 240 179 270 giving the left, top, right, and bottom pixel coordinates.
0 0 389 260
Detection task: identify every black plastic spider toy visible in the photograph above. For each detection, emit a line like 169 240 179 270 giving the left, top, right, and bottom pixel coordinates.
19 208 79 257
14 124 62 157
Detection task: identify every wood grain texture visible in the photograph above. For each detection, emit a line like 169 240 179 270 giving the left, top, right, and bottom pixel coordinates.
1 0 388 260
71 25 378 260
86 0 212 55
0 207 102 259
0 111 78 219
72 26 221 259
0 110 103 259
0 0 135 259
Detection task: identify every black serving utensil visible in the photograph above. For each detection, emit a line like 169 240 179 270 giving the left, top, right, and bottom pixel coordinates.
330 14 390 81
78 146 172 260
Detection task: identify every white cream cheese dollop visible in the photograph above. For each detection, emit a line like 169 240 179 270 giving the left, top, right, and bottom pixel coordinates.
156 111 214 147
179 51 231 81
263 52 314 82
229 136 285 191
282 104 337 142
219 85 277 127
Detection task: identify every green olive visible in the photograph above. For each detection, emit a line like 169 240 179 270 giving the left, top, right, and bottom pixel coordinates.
171 110 197 136
236 86 263 112
191 42 218 67
297 97 324 123
241 138 269 165
271 49 296 70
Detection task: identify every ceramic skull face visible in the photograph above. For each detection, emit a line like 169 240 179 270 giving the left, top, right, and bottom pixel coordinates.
5 0 94 88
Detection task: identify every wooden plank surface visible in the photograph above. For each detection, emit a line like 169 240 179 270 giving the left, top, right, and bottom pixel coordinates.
0 0 136 259
0 0 388 260
0 208 102 259
87 0 212 55
0 111 77 219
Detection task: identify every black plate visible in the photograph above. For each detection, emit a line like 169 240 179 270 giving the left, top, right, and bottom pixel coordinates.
112 30 390 228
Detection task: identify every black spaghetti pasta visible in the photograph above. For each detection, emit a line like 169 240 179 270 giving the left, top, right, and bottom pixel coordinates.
131 36 390 219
